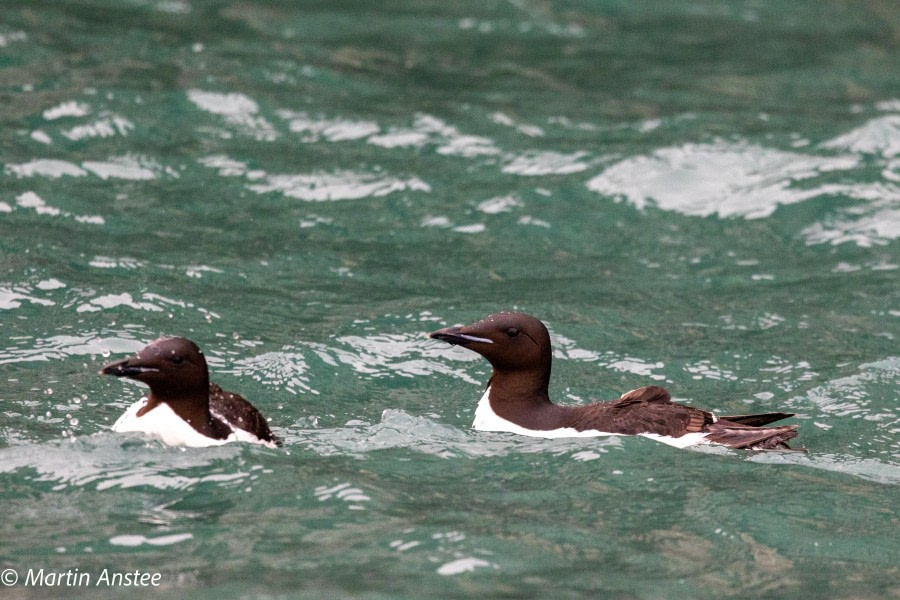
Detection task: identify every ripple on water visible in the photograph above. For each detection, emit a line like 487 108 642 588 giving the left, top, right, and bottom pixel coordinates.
274 111 502 157
4 191 105 225
802 357 899 422
187 89 277 141
290 407 623 460
0 285 56 311
6 155 170 181
311 331 483 383
246 170 430 202
29 99 135 145
75 292 165 314
586 140 858 219
800 184 900 247
42 100 91 120
476 195 521 214
586 117 900 247
436 557 496 576
0 333 145 365
820 114 900 158
313 481 371 510
61 116 134 142
197 153 431 201
277 110 380 142
502 150 593 176
224 350 315 395
0 436 250 492
551 332 668 381
109 533 194 547
749 452 900 485
217 322 482 397
6 159 88 178
383 113 500 157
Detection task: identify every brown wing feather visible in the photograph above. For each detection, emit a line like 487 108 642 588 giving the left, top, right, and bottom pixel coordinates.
558 385 800 450
616 385 672 405
208 383 281 446
562 386 713 437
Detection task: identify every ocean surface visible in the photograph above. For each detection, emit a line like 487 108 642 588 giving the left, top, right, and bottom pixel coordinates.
1 1 898 598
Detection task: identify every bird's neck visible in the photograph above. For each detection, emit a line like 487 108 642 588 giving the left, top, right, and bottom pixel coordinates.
140 387 230 440
488 368 551 403
487 368 566 430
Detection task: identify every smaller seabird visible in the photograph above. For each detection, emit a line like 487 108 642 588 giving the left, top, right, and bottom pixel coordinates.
101 337 280 448
430 312 800 450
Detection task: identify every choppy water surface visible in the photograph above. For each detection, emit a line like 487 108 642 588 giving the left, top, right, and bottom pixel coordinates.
1 1 898 598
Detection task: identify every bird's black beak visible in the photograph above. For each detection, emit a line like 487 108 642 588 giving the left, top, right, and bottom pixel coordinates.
99 358 159 378
429 326 493 346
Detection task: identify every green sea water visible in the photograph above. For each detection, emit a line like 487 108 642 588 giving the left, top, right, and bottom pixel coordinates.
1 1 898 598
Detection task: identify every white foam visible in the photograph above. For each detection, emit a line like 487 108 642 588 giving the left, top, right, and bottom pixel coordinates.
6 159 87 178
322 333 482 384
62 117 134 141
30 130 52 144
76 293 162 313
187 89 277 141
436 557 494 576
225 350 313 395
109 533 193 547
587 141 858 219
188 89 259 117
800 186 900 247
820 115 900 158
0 288 55 310
490 111 545 137
368 131 430 148
36 279 66 290
6 156 166 181
503 150 591 175
452 223 486 234
247 170 430 201
517 215 550 228
82 158 156 180
477 195 521 214
389 113 500 156
43 101 90 120
198 154 247 176
472 388 710 449
277 110 379 142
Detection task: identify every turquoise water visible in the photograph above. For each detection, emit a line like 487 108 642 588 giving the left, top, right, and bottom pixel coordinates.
1 1 899 598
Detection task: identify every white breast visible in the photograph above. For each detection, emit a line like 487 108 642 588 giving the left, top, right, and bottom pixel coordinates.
112 398 275 448
472 387 710 449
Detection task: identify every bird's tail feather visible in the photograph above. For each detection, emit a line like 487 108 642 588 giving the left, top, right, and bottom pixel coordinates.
718 412 795 427
705 423 802 451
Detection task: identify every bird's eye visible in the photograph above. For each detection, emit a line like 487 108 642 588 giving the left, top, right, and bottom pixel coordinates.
506 327 519 338
171 356 184 365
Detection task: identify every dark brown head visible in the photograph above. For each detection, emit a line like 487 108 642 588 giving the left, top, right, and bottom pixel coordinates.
429 312 552 376
100 337 210 398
